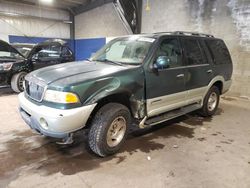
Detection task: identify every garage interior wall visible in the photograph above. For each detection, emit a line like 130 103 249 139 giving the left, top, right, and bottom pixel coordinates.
0 2 71 45
74 3 128 60
141 0 250 98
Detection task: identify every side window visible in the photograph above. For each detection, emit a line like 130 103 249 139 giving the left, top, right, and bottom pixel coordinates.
32 45 61 60
156 38 182 68
182 39 206 65
206 40 231 65
61 46 72 56
49 45 61 58
36 45 50 59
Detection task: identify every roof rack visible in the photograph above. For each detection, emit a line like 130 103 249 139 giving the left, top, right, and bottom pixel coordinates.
153 31 214 38
173 31 214 38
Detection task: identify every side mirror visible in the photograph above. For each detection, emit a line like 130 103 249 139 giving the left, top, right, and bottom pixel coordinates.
154 56 171 70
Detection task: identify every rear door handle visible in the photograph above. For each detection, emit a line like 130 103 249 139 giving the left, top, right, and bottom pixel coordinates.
176 74 184 78
207 70 213 74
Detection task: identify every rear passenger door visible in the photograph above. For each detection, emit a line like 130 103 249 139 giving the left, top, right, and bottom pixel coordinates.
180 37 213 104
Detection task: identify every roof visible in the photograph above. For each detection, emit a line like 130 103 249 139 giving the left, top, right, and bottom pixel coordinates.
36 39 68 46
11 43 35 47
134 31 217 39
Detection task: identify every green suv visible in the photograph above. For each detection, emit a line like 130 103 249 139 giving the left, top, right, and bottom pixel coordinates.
18 31 233 157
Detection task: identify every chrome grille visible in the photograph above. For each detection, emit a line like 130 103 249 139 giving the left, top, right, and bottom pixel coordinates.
25 77 46 102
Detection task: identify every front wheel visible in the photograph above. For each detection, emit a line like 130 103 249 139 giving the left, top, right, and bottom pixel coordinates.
88 103 131 157
200 86 220 117
11 72 27 93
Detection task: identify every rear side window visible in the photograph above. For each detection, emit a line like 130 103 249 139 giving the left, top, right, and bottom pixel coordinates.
182 38 206 65
206 40 231 65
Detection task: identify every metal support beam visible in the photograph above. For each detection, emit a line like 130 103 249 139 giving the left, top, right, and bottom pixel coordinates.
69 13 75 40
73 0 114 15
0 11 70 23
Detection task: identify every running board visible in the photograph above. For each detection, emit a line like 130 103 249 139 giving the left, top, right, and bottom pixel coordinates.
139 103 201 128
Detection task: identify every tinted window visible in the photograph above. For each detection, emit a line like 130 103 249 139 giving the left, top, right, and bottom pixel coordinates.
61 46 72 56
206 40 231 65
49 45 61 58
182 39 206 65
32 45 61 60
156 38 182 68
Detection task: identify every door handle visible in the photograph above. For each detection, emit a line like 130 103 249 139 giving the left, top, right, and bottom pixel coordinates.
176 74 184 78
207 70 213 74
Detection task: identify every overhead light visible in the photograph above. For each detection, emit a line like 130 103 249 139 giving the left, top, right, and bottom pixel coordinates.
146 0 150 11
2 12 20 16
39 0 53 5
63 20 73 24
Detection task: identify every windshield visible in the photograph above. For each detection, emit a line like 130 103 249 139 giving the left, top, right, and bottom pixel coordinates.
91 36 155 65
14 46 33 58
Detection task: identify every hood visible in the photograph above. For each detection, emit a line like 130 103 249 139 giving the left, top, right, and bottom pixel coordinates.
0 40 25 59
27 61 130 86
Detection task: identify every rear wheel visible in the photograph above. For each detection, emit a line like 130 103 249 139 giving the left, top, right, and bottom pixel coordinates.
200 86 220 117
88 103 131 157
11 72 27 93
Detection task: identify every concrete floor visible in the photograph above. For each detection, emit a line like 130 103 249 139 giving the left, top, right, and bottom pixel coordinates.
0 87 250 188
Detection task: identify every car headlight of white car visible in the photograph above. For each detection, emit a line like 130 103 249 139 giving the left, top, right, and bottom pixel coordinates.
0 63 13 71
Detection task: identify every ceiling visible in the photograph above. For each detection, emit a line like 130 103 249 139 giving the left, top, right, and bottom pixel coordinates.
0 0 112 15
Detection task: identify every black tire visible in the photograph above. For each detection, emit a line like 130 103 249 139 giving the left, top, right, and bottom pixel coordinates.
200 86 220 117
11 72 27 93
88 103 131 157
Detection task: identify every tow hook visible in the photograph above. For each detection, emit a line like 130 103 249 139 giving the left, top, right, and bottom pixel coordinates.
56 133 74 145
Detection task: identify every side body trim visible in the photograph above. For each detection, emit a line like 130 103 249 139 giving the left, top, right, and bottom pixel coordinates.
146 76 229 118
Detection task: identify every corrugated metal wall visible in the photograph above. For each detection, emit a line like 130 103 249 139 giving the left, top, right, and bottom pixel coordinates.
0 2 70 42
74 3 127 60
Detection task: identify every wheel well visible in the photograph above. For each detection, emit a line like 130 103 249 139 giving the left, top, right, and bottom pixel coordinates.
85 93 131 128
213 81 223 94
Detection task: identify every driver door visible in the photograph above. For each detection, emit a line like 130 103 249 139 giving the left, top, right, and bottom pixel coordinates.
145 37 187 117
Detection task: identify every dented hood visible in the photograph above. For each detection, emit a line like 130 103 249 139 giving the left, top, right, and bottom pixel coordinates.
27 60 130 86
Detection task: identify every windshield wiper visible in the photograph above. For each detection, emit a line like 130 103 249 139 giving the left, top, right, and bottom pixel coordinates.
96 59 124 66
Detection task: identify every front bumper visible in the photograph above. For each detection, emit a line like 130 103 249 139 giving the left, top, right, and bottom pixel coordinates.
18 92 96 138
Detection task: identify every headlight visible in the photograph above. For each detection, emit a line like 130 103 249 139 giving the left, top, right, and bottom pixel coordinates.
44 90 80 104
0 63 13 71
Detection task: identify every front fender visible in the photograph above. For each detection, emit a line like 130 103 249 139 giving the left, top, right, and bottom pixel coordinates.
81 74 145 118
83 77 122 104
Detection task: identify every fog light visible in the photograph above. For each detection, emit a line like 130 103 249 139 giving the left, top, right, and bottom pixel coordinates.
40 118 48 130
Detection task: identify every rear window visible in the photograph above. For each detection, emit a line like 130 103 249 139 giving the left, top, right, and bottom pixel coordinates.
206 39 231 65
